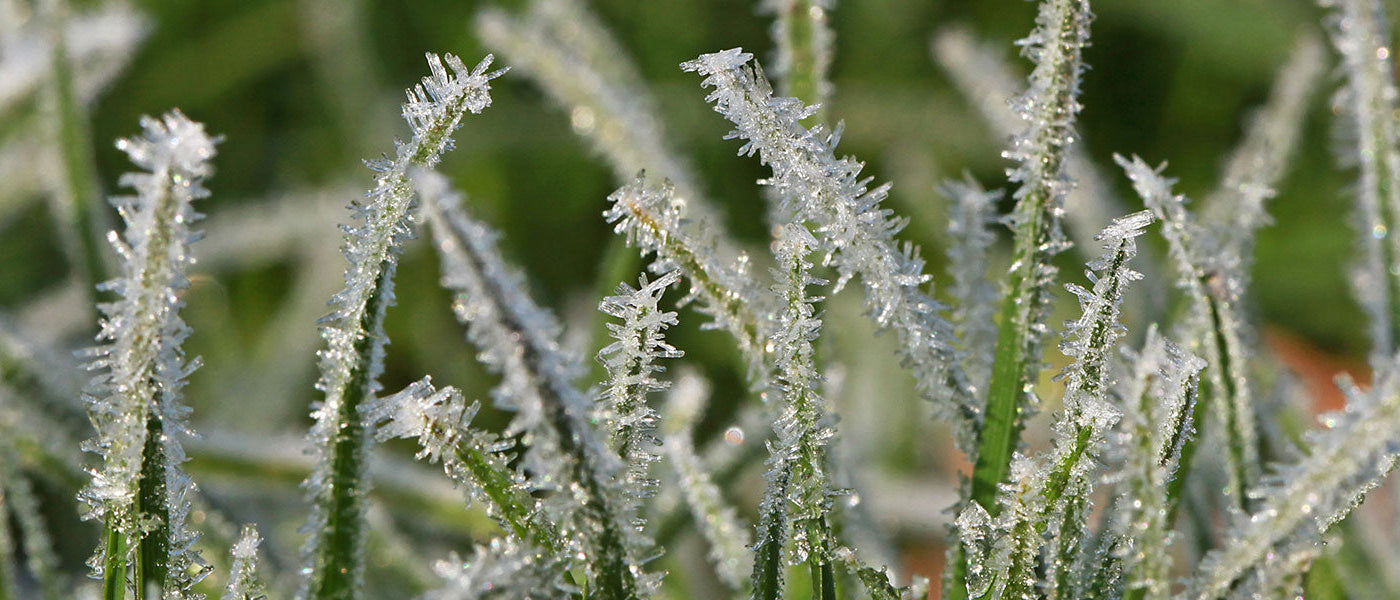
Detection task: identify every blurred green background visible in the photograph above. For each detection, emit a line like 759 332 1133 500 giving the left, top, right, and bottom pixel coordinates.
0 0 1374 593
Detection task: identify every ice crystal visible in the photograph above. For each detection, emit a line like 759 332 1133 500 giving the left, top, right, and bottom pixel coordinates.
967 0 1092 522
682 48 977 442
1188 356 1400 598
299 53 502 600
940 177 1003 394
597 271 683 527
417 169 655 599
1117 154 1259 503
1057 210 1151 419
424 538 571 600
1319 0 1400 357
986 456 1044 600
222 526 266 600
78 109 217 598
369 376 563 552
1037 211 1150 599
604 175 775 388
955 502 995 598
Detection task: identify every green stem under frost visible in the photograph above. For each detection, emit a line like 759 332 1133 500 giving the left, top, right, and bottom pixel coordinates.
301 54 502 600
968 0 1089 515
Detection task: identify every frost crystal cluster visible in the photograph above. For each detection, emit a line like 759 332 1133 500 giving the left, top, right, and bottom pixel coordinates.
682 48 976 442
79 109 217 599
417 169 656 599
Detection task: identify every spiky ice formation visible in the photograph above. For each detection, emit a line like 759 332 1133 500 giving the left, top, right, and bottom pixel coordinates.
604 175 775 388
78 109 217 599
968 0 1092 519
597 271 683 526
221 526 266 600
931 26 1127 260
1035 210 1151 598
1319 0 1400 357
369 376 563 553
300 53 504 600
1117 154 1258 506
751 224 841 599
416 169 655 600
681 48 977 443
1187 356 1400 598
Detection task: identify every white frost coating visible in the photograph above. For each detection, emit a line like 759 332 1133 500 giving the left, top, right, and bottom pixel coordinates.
681 48 977 443
222 525 266 600
300 53 503 597
940 177 1003 394
1187 356 1400 598
1035 210 1150 599
423 538 570 600
368 377 470 464
1319 0 1400 357
475 2 718 230
758 224 840 565
931 26 1128 261
79 109 216 596
1116 153 1259 502
1202 34 1326 285
597 271 683 528
604 175 776 388
416 169 657 597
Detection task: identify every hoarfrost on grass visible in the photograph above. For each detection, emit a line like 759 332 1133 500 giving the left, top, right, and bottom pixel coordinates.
300 52 503 600
78 109 217 598
682 47 977 444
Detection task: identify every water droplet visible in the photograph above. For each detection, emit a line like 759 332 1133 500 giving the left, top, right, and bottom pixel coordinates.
724 427 745 445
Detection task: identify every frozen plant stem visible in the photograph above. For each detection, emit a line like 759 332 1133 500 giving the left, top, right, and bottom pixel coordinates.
79 110 219 600
956 2 1090 596
605 176 774 387
300 53 503 600
418 170 649 600
970 0 1090 521
222 526 266 600
751 225 839 600
1188 357 1400 598
1038 210 1152 597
